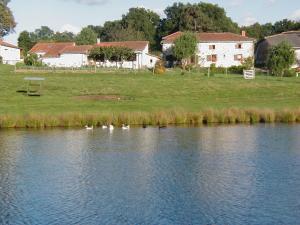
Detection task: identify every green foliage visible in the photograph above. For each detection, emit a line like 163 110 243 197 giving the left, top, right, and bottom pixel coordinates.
242 57 254 70
242 19 300 40
18 31 35 56
158 2 239 38
267 41 295 77
24 53 42 66
0 0 16 37
228 65 245 74
283 69 296 77
89 46 135 66
76 27 97 45
154 60 166 74
172 32 197 70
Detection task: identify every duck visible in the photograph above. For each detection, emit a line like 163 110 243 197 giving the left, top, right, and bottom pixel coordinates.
159 125 167 129
122 124 130 130
109 124 114 131
85 125 94 130
102 125 108 129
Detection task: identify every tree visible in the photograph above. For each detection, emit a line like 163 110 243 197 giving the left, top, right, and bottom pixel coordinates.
0 0 16 37
158 2 239 38
18 31 35 56
172 32 197 70
122 7 160 48
34 26 54 41
24 53 39 66
53 31 75 42
267 41 295 77
76 27 97 45
89 46 135 68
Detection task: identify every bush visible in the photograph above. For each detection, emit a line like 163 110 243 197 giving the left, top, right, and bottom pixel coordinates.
228 65 244 74
242 57 254 70
283 69 296 77
24 53 39 66
154 60 166 75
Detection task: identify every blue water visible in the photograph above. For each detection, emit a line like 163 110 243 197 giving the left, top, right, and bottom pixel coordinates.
0 125 300 225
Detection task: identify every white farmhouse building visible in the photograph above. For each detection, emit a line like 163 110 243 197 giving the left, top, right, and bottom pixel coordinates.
29 41 159 69
29 42 91 67
95 41 159 69
0 40 21 65
162 31 255 68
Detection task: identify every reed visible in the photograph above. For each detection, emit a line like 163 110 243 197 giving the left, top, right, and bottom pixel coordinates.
0 108 299 129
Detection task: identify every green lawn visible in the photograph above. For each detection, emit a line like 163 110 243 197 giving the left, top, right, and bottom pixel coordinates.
0 65 299 116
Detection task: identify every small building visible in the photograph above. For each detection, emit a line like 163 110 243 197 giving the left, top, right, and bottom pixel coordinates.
29 41 160 69
95 41 159 69
256 31 300 68
161 31 255 68
0 40 21 65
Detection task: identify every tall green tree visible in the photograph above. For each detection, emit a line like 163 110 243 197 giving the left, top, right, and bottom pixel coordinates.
172 32 197 70
0 0 16 37
267 41 295 77
34 26 54 41
158 2 239 38
75 27 97 45
122 7 160 48
18 31 35 56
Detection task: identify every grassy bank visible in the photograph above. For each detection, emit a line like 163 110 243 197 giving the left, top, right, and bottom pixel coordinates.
0 108 300 128
0 65 300 127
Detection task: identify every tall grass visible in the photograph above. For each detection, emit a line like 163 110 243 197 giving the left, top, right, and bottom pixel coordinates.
0 108 299 129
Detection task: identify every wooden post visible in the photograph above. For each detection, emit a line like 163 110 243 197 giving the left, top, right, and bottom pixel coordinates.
208 67 210 78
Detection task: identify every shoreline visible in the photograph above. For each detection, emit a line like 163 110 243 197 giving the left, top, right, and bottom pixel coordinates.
0 108 299 129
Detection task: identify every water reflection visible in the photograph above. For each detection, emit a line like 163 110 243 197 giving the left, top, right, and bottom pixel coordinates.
0 125 299 224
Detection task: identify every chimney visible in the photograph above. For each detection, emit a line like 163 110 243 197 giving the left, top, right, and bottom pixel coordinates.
97 38 101 44
241 30 246 37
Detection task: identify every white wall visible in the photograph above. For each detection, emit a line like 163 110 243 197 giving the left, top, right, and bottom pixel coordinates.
292 49 300 68
0 45 21 65
163 41 254 68
42 53 89 67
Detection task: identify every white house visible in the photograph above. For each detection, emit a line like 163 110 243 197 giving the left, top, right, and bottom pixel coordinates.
0 40 21 65
29 41 160 69
29 42 90 68
95 41 159 69
162 31 255 68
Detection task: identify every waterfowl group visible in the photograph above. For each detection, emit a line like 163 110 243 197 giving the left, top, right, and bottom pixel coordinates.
85 124 167 130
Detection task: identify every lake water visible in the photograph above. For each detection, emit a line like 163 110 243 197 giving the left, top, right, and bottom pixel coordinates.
0 125 300 225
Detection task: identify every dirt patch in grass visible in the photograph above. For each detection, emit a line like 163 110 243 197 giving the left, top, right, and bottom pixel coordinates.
74 95 132 101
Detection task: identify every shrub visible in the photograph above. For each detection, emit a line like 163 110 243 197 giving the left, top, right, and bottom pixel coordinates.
24 53 39 66
154 60 166 75
283 69 296 77
242 57 254 70
228 65 244 74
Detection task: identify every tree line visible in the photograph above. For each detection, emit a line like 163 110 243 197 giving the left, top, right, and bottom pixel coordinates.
1 1 299 55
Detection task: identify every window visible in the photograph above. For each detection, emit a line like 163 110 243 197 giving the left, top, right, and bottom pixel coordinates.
209 45 216 50
236 43 242 49
234 54 243 61
150 59 153 63
207 54 217 62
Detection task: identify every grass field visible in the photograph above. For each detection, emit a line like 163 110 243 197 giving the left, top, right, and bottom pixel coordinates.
0 65 299 127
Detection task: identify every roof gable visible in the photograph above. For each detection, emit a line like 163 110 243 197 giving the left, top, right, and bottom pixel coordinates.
29 42 75 57
0 40 19 49
96 41 149 51
162 31 255 44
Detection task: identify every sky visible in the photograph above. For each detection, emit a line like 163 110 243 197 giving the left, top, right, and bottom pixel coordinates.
4 0 300 44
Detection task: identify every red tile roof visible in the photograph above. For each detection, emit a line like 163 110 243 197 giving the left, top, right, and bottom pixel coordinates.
60 45 93 54
29 42 75 57
96 41 149 51
0 40 19 49
162 31 255 44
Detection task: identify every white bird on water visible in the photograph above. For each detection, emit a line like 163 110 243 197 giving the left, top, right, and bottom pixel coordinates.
102 125 108 129
122 124 130 130
109 124 114 131
85 125 94 130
